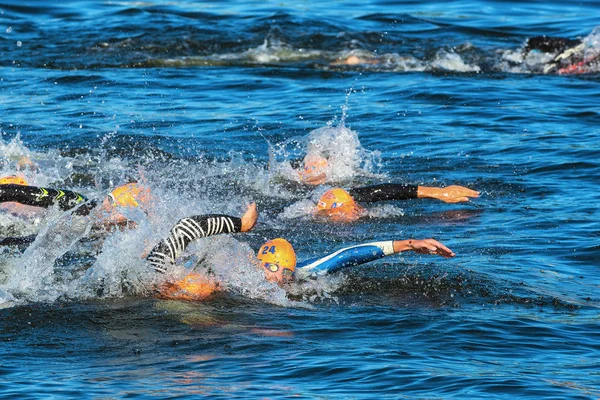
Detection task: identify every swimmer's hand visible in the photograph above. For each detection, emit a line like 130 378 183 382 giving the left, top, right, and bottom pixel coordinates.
241 202 258 232
394 239 455 258
417 185 479 203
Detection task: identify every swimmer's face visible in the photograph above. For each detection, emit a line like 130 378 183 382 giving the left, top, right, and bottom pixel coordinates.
261 262 295 284
299 154 328 185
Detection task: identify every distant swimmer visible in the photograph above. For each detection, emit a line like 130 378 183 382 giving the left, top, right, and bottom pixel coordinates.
311 184 479 223
522 34 599 75
146 204 454 300
329 54 381 67
297 153 329 185
0 181 152 230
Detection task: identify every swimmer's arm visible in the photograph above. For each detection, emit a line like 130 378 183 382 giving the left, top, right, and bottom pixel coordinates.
147 204 258 273
295 239 454 279
348 184 418 203
348 183 479 204
296 241 395 278
0 235 37 246
0 184 89 211
392 239 455 258
416 185 479 203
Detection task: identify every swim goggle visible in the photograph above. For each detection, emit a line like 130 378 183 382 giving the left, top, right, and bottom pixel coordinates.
262 262 294 277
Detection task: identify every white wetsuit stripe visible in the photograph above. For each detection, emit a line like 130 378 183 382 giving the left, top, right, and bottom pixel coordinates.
296 241 395 278
146 214 242 274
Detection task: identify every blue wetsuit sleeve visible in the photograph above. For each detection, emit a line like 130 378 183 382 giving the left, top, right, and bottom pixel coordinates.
295 241 395 279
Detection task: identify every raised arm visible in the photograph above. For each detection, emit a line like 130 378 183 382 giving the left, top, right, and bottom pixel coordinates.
295 238 454 279
147 203 257 273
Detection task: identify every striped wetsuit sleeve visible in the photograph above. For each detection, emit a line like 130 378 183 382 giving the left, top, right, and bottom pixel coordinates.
348 184 418 203
0 184 88 211
146 214 242 273
295 241 395 279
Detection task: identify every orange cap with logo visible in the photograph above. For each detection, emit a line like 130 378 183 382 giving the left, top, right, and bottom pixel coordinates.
315 188 362 223
257 238 297 283
0 175 29 186
298 154 328 185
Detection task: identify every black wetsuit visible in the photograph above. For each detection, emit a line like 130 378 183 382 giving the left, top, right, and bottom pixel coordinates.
523 36 581 55
348 183 418 203
0 184 97 248
147 214 243 273
522 35 597 74
0 184 93 214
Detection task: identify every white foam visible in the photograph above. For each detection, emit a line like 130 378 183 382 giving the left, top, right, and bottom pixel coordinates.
268 119 383 186
431 49 481 73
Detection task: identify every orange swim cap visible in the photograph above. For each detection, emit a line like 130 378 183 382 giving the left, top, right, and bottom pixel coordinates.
100 182 152 226
298 154 328 185
0 175 29 186
315 188 362 223
158 272 219 301
257 238 296 283
108 182 152 208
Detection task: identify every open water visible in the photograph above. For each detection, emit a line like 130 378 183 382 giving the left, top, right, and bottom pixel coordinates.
1 0 599 398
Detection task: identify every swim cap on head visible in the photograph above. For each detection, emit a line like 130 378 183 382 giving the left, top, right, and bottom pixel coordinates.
317 188 355 211
257 238 297 282
108 182 151 208
159 272 218 301
315 188 361 223
299 154 328 185
0 175 29 186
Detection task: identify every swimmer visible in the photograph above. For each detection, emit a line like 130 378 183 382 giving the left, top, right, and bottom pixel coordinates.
0 181 152 230
313 184 479 223
148 203 259 301
330 54 381 67
523 34 599 75
147 205 453 300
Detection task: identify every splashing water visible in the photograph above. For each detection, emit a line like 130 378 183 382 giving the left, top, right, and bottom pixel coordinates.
268 116 383 186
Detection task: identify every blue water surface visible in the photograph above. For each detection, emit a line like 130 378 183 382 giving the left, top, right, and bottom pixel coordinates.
1 0 599 398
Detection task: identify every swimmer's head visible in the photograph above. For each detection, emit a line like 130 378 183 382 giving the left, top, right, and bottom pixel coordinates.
100 182 152 225
315 188 362 223
257 238 296 283
0 175 29 186
16 156 36 171
158 272 218 301
298 154 329 185
108 182 152 208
